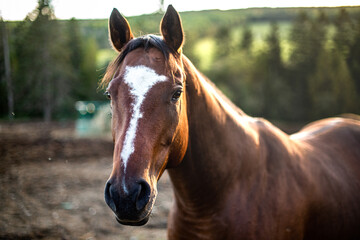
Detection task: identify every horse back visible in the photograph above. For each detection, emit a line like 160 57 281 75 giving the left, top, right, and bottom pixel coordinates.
291 117 360 240
292 117 360 167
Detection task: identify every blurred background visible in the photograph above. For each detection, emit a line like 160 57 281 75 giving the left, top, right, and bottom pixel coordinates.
0 0 360 239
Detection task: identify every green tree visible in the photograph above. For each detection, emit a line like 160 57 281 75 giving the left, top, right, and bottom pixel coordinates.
288 11 329 120
309 49 357 118
348 19 360 104
67 18 83 76
332 10 359 115
29 0 65 121
246 22 291 120
240 24 253 53
79 38 98 99
333 9 355 59
0 18 14 119
11 0 73 120
214 25 232 58
207 50 257 115
66 18 98 101
262 22 290 120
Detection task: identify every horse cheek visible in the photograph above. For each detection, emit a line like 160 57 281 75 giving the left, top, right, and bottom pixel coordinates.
167 112 188 168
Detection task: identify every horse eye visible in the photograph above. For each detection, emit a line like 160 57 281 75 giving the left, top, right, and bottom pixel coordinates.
104 91 111 100
171 89 182 102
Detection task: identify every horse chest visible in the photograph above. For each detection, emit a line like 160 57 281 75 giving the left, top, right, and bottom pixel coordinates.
167 183 313 240
167 211 304 240
167 210 228 240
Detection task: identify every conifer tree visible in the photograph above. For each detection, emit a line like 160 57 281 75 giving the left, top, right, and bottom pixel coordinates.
214 25 232 58
348 19 360 103
80 38 98 99
334 9 355 59
288 11 328 120
309 48 357 118
0 18 14 119
12 0 73 120
240 24 253 54
262 22 291 120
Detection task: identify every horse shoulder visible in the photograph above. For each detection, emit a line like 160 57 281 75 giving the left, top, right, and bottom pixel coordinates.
217 118 310 239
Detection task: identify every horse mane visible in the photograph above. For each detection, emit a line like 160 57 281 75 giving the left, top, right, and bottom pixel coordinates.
100 34 179 88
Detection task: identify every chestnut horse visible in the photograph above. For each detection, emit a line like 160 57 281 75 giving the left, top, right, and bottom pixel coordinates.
102 5 360 240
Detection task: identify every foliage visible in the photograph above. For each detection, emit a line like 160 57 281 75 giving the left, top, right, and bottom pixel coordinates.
204 7 360 121
1 6 360 121
1 0 102 121
309 49 358 119
10 0 69 121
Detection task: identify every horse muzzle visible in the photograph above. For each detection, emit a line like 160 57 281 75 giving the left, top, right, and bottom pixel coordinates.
104 178 155 226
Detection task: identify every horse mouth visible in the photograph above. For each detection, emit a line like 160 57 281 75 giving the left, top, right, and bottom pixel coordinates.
114 202 153 226
115 215 150 226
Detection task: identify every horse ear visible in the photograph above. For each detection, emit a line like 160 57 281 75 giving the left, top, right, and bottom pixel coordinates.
160 5 184 53
109 8 134 52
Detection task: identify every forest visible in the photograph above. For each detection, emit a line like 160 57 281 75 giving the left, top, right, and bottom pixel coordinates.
1 1 360 123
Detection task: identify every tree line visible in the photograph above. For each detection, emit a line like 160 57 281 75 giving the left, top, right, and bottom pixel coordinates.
0 1 359 122
203 9 360 122
0 0 101 121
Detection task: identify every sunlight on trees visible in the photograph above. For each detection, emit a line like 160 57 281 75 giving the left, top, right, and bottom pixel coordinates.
1 6 360 122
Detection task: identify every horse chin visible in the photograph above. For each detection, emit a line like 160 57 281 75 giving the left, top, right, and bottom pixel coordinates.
114 197 155 226
115 215 150 226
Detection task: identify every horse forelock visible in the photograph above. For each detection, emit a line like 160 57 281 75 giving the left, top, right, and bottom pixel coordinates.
101 34 182 89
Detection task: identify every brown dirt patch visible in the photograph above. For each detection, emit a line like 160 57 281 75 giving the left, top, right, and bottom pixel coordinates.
0 121 173 240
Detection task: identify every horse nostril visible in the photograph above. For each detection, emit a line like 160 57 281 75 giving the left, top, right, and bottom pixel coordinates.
104 181 116 212
105 178 151 218
135 180 151 211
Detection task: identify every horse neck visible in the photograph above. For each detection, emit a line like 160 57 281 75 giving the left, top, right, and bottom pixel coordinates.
167 56 261 213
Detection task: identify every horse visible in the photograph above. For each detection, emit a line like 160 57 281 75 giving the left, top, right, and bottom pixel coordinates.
102 5 360 240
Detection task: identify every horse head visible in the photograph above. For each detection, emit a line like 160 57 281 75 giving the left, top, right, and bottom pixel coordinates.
103 5 188 226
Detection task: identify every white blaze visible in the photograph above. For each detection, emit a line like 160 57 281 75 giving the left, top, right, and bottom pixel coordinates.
121 65 167 172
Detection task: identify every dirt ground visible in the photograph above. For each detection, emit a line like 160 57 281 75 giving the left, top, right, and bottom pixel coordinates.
0 121 173 240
